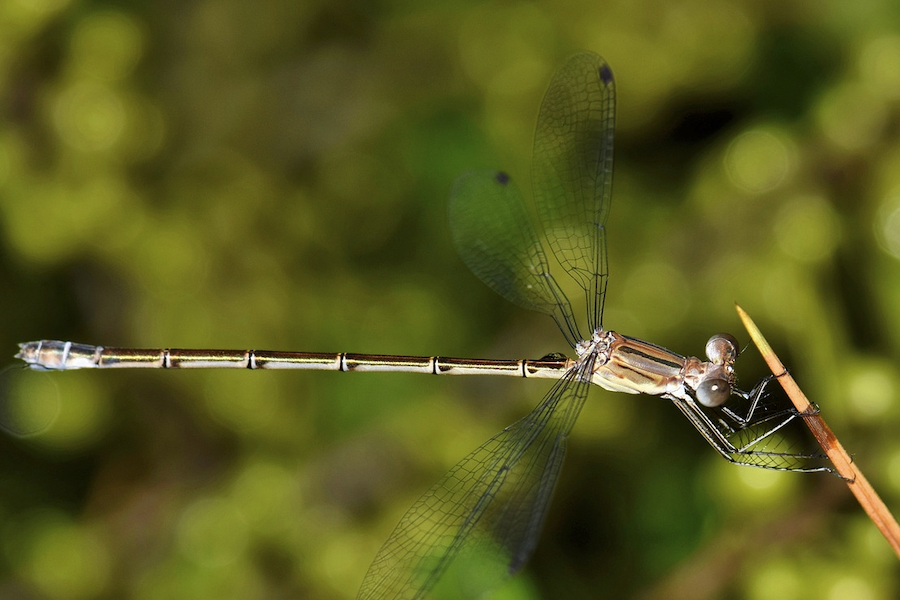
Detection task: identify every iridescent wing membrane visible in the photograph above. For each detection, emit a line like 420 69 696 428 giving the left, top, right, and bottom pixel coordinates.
357 360 596 599
449 53 614 347
357 53 615 600
531 55 614 333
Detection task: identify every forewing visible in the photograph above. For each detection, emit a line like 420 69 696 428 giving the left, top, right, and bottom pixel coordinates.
357 358 595 600
532 52 616 331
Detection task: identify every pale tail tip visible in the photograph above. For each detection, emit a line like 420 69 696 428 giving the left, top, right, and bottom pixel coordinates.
14 341 41 366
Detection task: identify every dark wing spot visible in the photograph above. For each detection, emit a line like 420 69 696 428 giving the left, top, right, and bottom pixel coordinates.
599 64 614 85
494 171 510 185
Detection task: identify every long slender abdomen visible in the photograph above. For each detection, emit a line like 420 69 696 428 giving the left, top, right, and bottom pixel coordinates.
15 340 573 380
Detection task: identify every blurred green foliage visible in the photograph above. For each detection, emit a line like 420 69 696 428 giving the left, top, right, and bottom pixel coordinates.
1 0 899 599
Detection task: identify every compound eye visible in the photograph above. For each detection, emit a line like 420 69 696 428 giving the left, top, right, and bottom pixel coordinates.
705 333 739 365
696 378 731 407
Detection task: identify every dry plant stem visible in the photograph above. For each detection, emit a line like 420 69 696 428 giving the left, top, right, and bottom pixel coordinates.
735 304 900 560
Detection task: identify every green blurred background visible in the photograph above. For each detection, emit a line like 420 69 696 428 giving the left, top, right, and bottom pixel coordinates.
1 0 899 598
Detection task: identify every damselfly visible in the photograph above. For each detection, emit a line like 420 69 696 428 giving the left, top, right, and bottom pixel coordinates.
15 53 830 599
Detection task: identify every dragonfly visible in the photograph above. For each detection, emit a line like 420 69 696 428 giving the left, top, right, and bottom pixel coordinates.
14 53 830 599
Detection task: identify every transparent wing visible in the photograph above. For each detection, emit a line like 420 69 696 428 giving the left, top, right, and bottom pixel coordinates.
449 170 582 347
532 52 615 331
357 357 595 600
